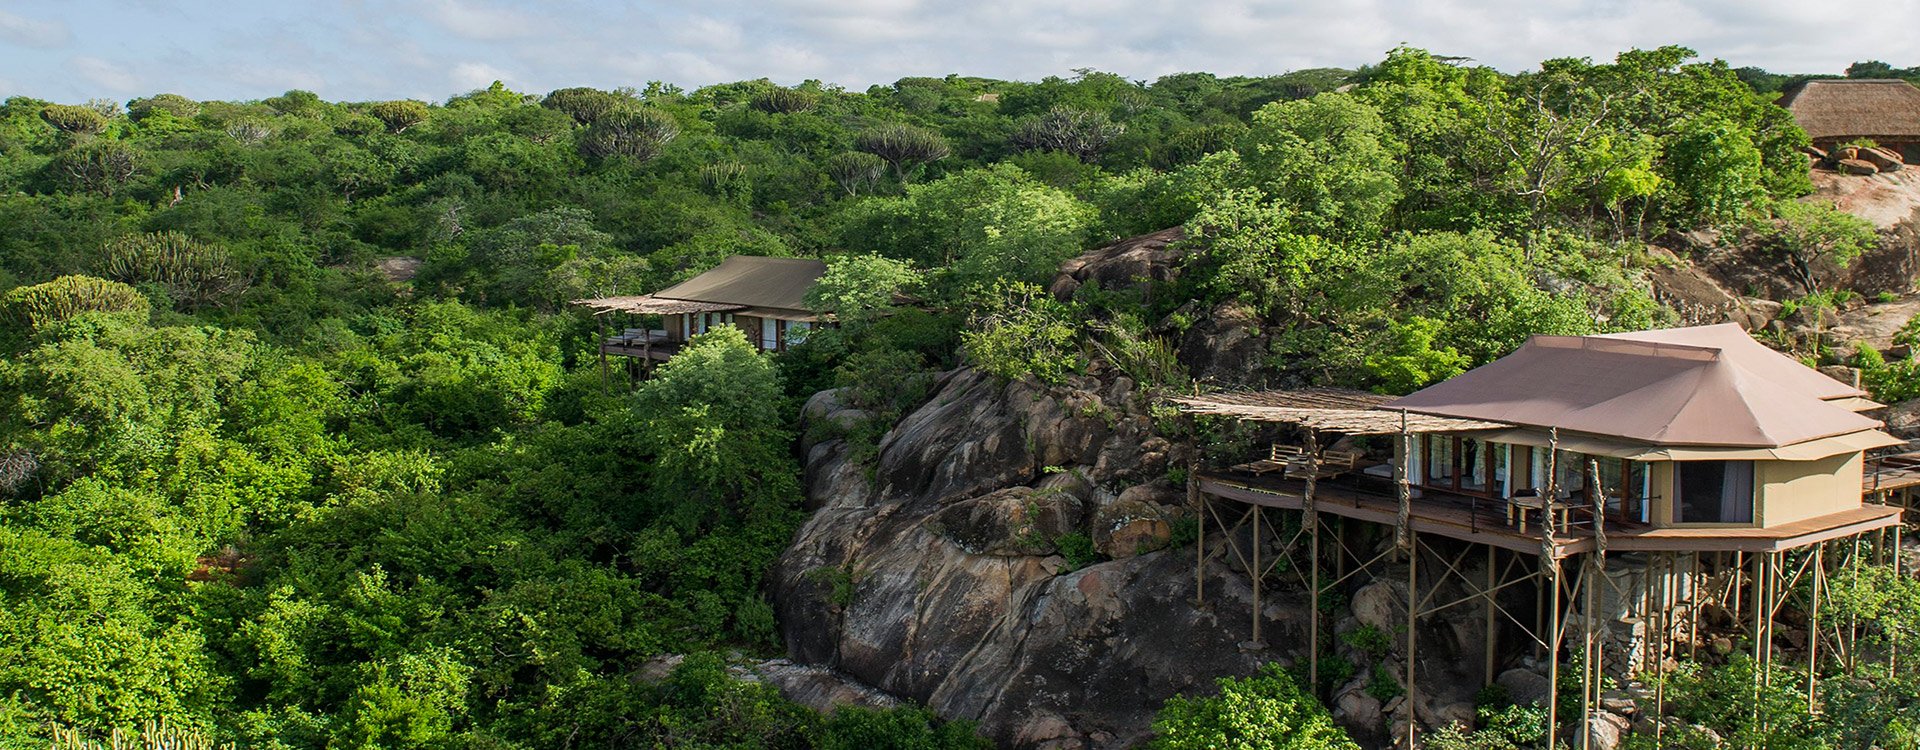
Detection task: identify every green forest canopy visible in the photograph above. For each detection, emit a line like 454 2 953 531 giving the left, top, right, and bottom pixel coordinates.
1 48 1917 748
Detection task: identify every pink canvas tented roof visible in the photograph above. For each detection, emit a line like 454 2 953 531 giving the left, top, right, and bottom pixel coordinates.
1385 325 1883 448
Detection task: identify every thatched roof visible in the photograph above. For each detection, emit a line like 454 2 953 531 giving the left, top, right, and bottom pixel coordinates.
1778 79 1920 141
570 295 743 315
1168 388 1512 435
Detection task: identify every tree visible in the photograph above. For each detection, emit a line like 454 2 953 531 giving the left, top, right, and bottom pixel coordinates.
856 123 951 182
1 275 148 334
827 152 888 197
804 254 920 328
1745 199 1877 294
961 281 1082 384
1239 93 1402 241
1011 105 1126 162
39 104 107 135
368 100 429 133
100 231 250 311
127 93 199 121
577 106 680 163
542 86 625 124
54 141 138 196
1149 663 1361 750
841 163 1097 291
751 87 818 114
634 327 796 509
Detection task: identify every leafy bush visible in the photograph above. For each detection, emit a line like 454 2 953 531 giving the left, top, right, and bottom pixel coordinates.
1 275 148 333
1149 663 1361 750
100 231 249 311
962 281 1083 384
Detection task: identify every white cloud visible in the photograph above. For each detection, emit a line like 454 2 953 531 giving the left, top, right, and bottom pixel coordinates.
417 0 546 40
450 61 515 91
0 10 70 49
69 56 139 93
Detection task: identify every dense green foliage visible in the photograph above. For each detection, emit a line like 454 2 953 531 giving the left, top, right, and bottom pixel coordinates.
1149 664 1360 749
0 51 1909 748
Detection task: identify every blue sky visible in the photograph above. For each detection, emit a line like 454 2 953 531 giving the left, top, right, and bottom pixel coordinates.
0 0 1914 103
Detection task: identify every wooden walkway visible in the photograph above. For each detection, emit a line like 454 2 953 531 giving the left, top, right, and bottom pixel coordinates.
1199 472 1905 559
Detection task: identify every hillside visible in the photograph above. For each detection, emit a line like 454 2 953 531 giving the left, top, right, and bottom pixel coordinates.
3 47 1920 750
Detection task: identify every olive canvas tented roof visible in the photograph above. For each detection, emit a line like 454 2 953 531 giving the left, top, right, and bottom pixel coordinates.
570 255 828 320
650 256 827 314
1778 79 1920 141
1386 325 1885 448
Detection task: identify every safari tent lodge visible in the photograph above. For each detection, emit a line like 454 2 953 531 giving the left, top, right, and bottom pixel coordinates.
573 255 827 368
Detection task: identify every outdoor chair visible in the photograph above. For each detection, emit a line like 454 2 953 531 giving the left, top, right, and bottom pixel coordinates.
1232 443 1306 475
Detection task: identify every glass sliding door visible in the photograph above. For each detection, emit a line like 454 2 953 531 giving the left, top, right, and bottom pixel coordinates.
1674 460 1755 524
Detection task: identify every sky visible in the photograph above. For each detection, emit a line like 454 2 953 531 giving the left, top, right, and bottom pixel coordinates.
0 0 1915 103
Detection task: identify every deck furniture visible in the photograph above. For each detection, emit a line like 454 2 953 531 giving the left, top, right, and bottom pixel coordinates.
1507 489 1571 534
1285 449 1363 480
1233 443 1305 475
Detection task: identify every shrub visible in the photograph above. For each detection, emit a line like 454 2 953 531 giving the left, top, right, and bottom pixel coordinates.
101 231 249 311
751 88 819 114
856 123 950 181
961 281 1083 385
1149 663 1361 750
578 107 680 162
1055 532 1099 570
368 100 429 132
40 104 107 135
828 151 889 196
1 275 149 334
542 86 626 124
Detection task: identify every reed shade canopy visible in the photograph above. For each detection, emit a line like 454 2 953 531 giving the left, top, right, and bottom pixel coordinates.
1167 388 1511 435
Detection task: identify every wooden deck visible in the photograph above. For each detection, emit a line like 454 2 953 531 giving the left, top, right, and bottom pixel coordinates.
1199 472 1905 559
600 330 682 361
1866 451 1920 495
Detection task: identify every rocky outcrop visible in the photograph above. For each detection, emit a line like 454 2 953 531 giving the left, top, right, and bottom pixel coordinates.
1050 227 1187 303
771 368 1292 747
770 366 1523 748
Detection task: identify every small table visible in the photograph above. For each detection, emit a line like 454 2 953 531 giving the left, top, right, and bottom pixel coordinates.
1507 494 1571 534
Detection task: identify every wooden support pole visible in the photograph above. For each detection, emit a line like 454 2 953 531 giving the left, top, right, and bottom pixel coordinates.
1189 435 1204 608
1405 529 1418 749
1581 557 1595 750
1547 557 1563 750
1485 545 1498 687
1306 428 1321 692
1251 507 1264 648
597 314 610 392
1689 552 1701 663
1808 544 1823 713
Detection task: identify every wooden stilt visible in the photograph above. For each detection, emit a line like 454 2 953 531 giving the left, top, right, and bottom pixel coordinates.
1547 557 1563 750
1189 438 1204 608
1306 428 1321 692
1485 545 1498 687
1809 544 1823 713
1581 558 1595 750
597 314 610 392
1405 529 1418 749
1251 507 1264 648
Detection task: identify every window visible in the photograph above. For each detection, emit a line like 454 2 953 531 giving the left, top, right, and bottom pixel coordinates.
1424 435 1454 486
1674 461 1755 524
760 318 778 350
787 320 811 345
